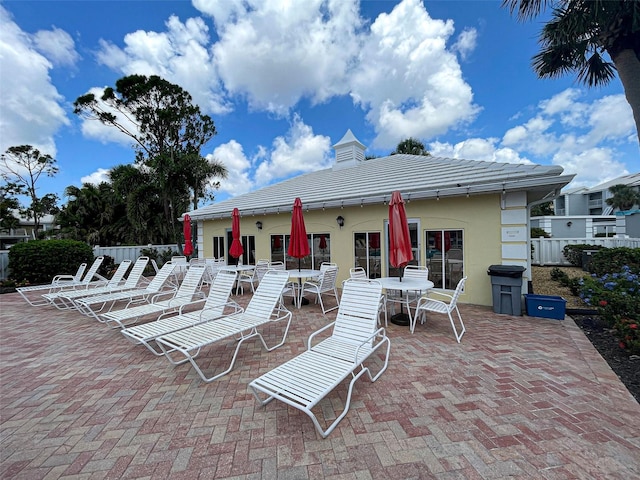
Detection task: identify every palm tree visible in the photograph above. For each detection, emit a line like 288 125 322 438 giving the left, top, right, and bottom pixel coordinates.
391 137 431 156
503 0 640 143
606 184 640 211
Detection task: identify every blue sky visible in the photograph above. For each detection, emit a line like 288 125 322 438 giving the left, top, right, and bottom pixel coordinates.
1 0 638 208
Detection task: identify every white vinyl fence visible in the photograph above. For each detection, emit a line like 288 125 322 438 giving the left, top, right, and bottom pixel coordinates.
531 237 640 266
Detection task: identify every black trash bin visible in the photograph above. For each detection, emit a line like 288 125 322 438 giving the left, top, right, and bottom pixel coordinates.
581 250 599 272
487 265 526 315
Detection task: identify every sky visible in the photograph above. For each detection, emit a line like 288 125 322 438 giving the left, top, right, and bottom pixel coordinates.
1 0 638 209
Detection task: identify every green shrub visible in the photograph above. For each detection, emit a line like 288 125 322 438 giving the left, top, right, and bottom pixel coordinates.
562 244 606 267
531 227 550 238
8 240 94 284
588 247 640 276
578 265 640 355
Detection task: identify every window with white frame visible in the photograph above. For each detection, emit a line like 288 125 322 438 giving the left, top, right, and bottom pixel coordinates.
425 229 464 289
270 233 330 269
353 232 382 278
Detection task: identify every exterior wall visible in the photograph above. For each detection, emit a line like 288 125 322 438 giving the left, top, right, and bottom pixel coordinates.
199 193 504 307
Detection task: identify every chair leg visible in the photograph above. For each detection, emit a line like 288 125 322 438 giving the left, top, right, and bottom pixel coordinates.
448 306 466 343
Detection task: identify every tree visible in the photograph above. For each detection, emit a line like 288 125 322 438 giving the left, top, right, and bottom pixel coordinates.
531 201 555 216
73 74 227 244
0 145 59 235
503 0 640 143
391 137 431 156
0 185 21 230
606 183 640 211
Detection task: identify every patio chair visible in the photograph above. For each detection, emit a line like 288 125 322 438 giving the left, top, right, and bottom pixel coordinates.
300 265 339 313
350 267 387 326
155 269 292 383
43 257 144 310
75 261 177 321
53 257 149 309
121 269 242 355
99 265 207 329
415 277 467 341
16 256 106 307
237 259 269 293
249 278 390 438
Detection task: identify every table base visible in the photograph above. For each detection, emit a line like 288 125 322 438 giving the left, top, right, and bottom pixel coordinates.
390 313 410 326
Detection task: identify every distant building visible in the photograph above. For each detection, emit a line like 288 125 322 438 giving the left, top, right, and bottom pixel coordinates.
0 211 58 249
531 173 640 239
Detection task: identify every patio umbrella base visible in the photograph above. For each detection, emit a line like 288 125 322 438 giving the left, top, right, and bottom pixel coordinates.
390 313 410 326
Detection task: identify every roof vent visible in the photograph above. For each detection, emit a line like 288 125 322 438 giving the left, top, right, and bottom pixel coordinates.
332 129 366 170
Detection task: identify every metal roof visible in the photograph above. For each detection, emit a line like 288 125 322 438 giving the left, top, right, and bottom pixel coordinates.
187 155 575 220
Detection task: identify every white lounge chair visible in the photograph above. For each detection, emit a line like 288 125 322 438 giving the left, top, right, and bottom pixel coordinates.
48 257 150 310
16 256 106 306
415 277 467 341
249 278 390 438
121 269 242 355
350 266 387 326
100 265 207 329
42 259 135 309
155 269 292 383
74 262 177 321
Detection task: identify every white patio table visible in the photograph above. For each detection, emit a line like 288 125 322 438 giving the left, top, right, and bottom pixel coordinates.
377 277 434 331
286 269 321 308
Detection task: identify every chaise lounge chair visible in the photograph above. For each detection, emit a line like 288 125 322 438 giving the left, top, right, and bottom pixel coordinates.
42 258 136 309
249 278 391 438
46 257 149 310
155 269 292 383
99 265 207 329
16 256 106 306
121 268 242 355
74 261 176 321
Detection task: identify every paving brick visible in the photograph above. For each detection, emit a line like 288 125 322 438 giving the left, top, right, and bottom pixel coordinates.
1 291 639 479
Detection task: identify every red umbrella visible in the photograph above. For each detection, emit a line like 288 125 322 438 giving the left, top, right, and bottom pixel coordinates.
388 191 413 278
287 197 310 270
318 234 327 250
435 231 451 252
273 236 281 249
183 214 194 256
369 232 380 249
229 208 244 264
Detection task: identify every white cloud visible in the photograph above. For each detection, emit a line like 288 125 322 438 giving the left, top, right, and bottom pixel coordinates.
452 27 477 60
429 138 533 164
0 6 69 157
33 27 80 67
350 0 480 148
207 0 363 115
254 115 332 185
210 140 254 197
96 15 231 114
552 148 629 189
80 168 111 186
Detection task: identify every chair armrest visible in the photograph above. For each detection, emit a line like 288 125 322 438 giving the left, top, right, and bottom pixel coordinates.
353 327 387 364
197 301 244 321
52 274 76 285
307 321 336 350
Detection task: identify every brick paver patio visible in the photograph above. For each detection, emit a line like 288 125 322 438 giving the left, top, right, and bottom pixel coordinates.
1 288 639 479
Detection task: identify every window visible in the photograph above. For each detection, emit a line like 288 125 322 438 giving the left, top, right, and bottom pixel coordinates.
353 232 381 278
425 229 464 289
212 236 225 259
270 233 330 269
225 231 256 265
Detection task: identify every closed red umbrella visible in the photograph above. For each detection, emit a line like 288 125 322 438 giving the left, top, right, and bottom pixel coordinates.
369 232 380 249
273 236 282 249
318 234 327 251
229 208 244 264
183 214 194 256
287 197 310 270
388 191 413 277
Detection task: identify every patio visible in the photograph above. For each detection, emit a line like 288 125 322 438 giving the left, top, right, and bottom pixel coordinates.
1 289 639 479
